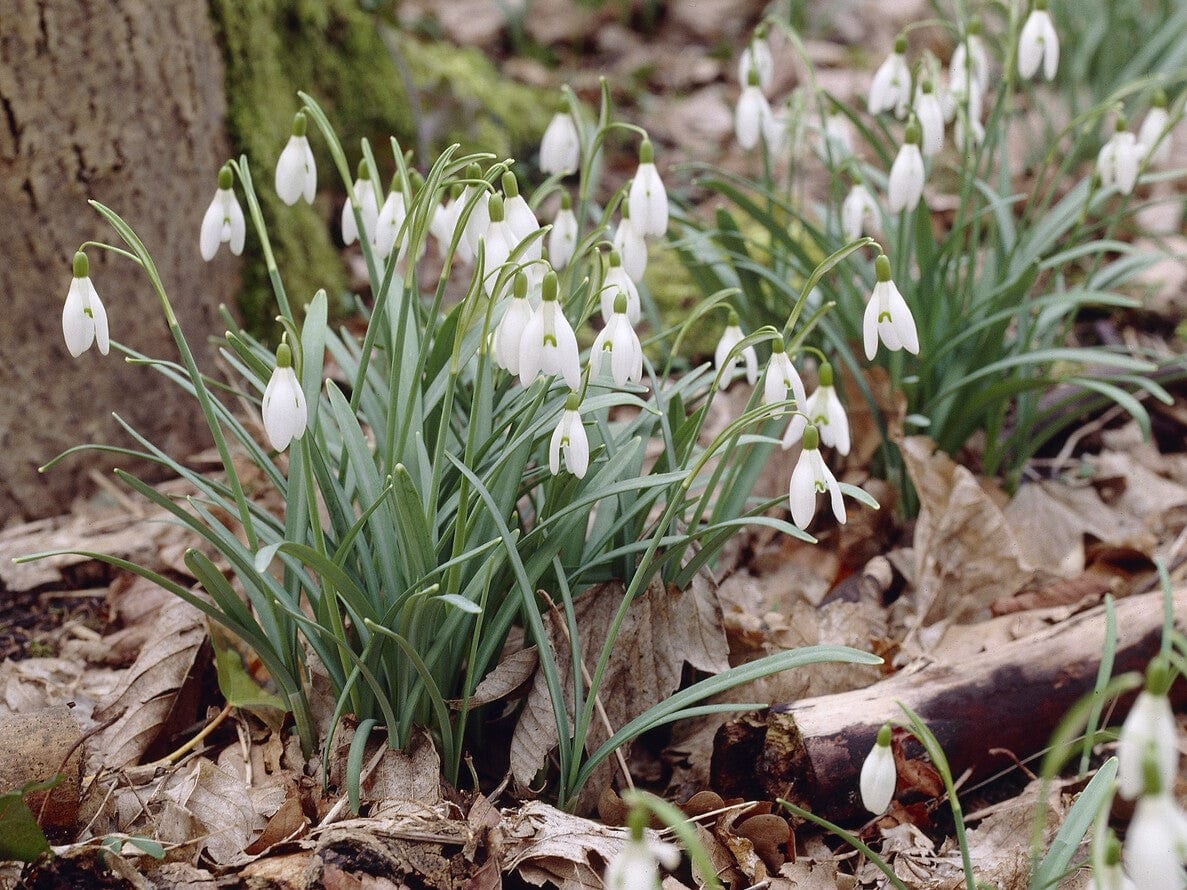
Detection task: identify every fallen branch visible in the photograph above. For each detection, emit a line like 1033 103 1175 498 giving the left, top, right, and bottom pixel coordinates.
711 588 1186 823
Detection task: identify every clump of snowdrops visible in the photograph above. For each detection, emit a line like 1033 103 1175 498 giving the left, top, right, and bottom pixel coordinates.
678 2 1182 503
32 85 883 809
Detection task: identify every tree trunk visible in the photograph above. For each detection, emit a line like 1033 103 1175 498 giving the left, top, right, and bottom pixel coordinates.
0 0 236 521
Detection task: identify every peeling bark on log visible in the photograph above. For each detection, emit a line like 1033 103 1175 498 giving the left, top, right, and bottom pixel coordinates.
0 0 235 521
711 589 1186 824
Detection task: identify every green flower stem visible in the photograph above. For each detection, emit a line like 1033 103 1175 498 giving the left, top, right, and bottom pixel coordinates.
897 703 976 890
230 155 293 323
89 201 259 552
777 798 909 890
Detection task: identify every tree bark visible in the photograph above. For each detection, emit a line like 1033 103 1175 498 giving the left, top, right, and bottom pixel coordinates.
0 0 236 521
711 589 1186 824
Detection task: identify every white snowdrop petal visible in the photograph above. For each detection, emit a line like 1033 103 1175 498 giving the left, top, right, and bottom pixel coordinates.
860 742 896 814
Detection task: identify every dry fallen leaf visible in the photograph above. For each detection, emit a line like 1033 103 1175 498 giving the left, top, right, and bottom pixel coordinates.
510 575 729 812
162 756 266 864
900 436 1032 627
87 596 208 770
503 800 653 890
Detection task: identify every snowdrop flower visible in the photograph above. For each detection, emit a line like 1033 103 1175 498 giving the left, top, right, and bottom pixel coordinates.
821 108 854 159
1092 831 1135 890
374 173 407 260
629 139 668 237
62 251 109 358
738 24 773 93
450 165 486 265
540 108 581 176
1097 118 1145 196
842 175 880 242
275 111 317 206
783 362 850 455
342 160 380 246
914 81 945 157
864 253 920 360
888 120 926 212
1117 659 1178 800
1018 0 1059 82
612 199 647 282
762 340 807 411
714 311 758 390
590 292 644 387
200 165 246 261
519 270 580 390
549 192 579 270
493 273 534 375
1122 763 1187 890
788 424 846 529
600 251 641 325
460 165 493 261
430 184 461 258
1139 90 1173 168
501 171 541 250
261 340 307 452
950 18 990 96
480 194 522 295
736 68 775 151
868 35 911 118
549 393 589 478
604 810 681 890
860 724 896 815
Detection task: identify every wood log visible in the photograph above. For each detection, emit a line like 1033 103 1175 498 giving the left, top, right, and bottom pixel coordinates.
711 589 1186 824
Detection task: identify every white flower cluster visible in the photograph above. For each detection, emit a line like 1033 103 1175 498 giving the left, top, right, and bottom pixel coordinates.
1106 660 1187 889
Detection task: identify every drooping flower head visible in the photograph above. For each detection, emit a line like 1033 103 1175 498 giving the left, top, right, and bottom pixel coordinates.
860 724 897 815
1097 115 1146 196
603 804 681 890
714 310 758 390
342 159 380 247
1018 0 1060 81
374 172 408 261
275 110 317 206
261 339 308 452
200 164 246 261
842 172 880 242
914 80 945 157
788 423 847 529
1117 657 1179 800
629 139 669 237
736 67 775 151
540 105 581 176
738 22 773 93
519 270 581 390
480 193 521 295
62 251 110 358
869 34 911 118
501 171 541 249
549 191 579 271
1122 755 1187 890
888 118 926 212
762 340 807 411
549 392 590 478
600 250 641 325
782 362 850 455
612 196 648 282
493 272 534 376
950 17 990 96
863 253 920 360
590 292 644 388
1139 89 1173 167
